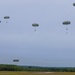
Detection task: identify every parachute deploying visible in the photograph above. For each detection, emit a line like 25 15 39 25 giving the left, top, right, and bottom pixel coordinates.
62 21 71 34
32 23 39 31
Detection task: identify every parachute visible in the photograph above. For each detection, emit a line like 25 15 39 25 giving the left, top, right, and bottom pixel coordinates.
4 16 10 19
62 21 71 34
0 21 1 23
13 59 19 62
4 16 10 23
63 21 71 25
73 3 75 6
32 23 39 31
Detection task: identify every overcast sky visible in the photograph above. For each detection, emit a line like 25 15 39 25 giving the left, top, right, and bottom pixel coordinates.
0 0 75 67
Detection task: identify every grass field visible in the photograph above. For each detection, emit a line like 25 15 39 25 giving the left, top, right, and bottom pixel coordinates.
0 71 75 75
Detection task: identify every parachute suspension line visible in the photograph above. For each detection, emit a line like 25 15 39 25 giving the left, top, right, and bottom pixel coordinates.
66 27 68 30
34 29 36 31
66 27 68 34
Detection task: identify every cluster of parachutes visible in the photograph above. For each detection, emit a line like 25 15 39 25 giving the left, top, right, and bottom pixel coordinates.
2 3 75 33
32 3 75 33
1 3 75 65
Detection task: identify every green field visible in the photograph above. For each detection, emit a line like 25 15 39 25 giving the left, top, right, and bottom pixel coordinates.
0 72 75 75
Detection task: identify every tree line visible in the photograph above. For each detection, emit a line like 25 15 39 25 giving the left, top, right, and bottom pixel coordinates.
0 64 75 72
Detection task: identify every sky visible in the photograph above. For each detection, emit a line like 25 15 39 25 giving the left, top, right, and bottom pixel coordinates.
0 0 75 67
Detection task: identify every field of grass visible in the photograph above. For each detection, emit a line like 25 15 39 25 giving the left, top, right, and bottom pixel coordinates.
0 71 75 75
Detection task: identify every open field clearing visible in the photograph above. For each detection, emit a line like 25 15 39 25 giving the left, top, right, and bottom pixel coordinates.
0 72 75 75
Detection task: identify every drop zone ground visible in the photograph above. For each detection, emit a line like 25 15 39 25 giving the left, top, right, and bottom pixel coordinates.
0 72 75 75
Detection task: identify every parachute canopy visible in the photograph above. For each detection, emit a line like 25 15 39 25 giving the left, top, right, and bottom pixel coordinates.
13 59 19 62
32 23 39 27
4 16 10 19
62 21 71 25
73 3 75 6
